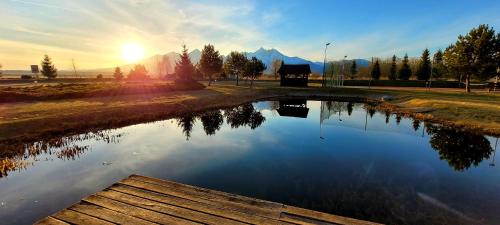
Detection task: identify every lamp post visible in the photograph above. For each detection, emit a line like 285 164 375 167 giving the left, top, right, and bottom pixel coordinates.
341 55 347 87
322 43 331 87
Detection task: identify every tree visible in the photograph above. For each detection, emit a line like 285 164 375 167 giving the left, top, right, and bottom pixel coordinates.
271 59 282 80
389 55 397 80
370 59 381 80
224 51 247 86
175 45 196 82
41 54 57 79
350 60 357 79
443 24 498 92
432 50 446 79
199 44 223 86
244 57 266 87
127 64 149 80
113 67 124 80
416 49 432 81
398 53 412 80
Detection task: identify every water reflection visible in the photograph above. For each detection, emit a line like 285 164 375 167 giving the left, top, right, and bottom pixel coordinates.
0 99 499 224
224 104 265 129
426 124 493 171
0 131 122 177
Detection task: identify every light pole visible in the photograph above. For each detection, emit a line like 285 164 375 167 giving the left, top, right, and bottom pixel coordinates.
322 43 331 87
341 55 347 87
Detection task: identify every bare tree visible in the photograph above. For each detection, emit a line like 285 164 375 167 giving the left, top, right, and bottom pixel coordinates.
271 59 282 80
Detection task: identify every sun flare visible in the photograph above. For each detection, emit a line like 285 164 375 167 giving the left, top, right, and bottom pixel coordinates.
121 43 145 63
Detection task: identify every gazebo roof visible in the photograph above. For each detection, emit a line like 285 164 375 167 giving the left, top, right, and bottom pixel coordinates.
278 63 311 75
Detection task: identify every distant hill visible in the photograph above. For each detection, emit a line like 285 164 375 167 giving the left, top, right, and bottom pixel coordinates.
80 48 369 77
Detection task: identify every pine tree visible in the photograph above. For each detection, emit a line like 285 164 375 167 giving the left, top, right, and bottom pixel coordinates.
350 60 357 79
370 59 381 80
389 55 397 80
432 49 446 79
199 44 223 86
127 64 149 80
416 49 432 81
113 67 124 80
443 24 498 92
398 53 412 80
175 45 196 82
41 54 57 79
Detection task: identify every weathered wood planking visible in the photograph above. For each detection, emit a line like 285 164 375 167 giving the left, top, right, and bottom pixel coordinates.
35 174 382 225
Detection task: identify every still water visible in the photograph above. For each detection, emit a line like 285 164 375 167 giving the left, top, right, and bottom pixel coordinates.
0 100 499 225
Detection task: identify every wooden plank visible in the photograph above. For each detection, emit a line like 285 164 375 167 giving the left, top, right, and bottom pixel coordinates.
122 176 282 219
51 209 115 225
34 217 70 225
130 175 282 210
83 194 201 225
110 183 291 225
283 206 382 225
96 189 246 225
70 202 158 225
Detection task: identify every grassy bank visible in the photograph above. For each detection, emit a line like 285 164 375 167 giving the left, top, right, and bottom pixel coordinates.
0 83 499 146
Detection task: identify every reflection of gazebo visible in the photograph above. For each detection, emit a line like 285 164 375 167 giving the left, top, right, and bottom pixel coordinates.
278 63 311 87
277 100 309 118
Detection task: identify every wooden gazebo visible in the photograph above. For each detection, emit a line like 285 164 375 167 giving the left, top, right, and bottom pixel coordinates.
278 62 311 87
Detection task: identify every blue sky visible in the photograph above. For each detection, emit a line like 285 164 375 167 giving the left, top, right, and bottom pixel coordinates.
1 0 499 69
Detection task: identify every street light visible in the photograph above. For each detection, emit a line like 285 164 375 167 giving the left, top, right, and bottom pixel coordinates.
322 43 331 87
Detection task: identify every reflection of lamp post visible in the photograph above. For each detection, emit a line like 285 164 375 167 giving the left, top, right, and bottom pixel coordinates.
490 137 498 167
322 43 331 87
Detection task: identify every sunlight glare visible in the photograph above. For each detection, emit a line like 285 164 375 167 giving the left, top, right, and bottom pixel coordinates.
121 43 145 63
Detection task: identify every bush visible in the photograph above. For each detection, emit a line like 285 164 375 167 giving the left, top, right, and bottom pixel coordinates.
21 75 33 79
96 74 103 79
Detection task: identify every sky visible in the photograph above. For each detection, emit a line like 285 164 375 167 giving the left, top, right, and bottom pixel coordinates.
1 0 500 70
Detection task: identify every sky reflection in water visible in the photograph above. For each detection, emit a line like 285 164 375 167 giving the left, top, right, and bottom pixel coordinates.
0 100 498 225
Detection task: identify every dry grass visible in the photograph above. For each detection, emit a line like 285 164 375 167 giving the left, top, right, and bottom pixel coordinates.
0 82 499 146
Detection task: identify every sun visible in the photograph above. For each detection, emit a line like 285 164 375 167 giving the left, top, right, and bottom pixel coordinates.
121 43 145 63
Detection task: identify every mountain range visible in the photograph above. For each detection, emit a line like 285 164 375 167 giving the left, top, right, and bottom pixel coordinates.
3 48 369 76
90 47 370 76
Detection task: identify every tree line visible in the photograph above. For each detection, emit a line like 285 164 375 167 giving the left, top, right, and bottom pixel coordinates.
330 24 500 92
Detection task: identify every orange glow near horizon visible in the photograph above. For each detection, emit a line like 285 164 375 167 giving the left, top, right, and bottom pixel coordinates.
121 43 145 63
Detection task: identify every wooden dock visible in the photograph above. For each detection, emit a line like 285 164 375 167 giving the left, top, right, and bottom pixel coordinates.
35 175 381 225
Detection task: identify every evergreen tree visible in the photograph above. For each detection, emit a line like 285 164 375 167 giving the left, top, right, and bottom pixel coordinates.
41 54 57 79
370 59 381 80
199 44 223 86
350 60 357 79
432 49 446 79
244 57 266 87
416 49 432 81
389 55 397 80
175 45 196 82
113 67 124 80
127 64 149 80
224 51 248 86
398 53 412 80
443 24 498 92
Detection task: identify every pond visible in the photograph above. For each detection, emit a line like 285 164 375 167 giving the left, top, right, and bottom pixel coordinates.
0 99 499 225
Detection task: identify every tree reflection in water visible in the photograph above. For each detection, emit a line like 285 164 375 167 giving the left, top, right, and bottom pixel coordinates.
200 110 224 136
426 124 493 171
224 104 265 130
176 115 196 140
175 104 266 140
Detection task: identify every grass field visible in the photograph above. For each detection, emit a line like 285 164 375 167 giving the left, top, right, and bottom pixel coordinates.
0 81 499 147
